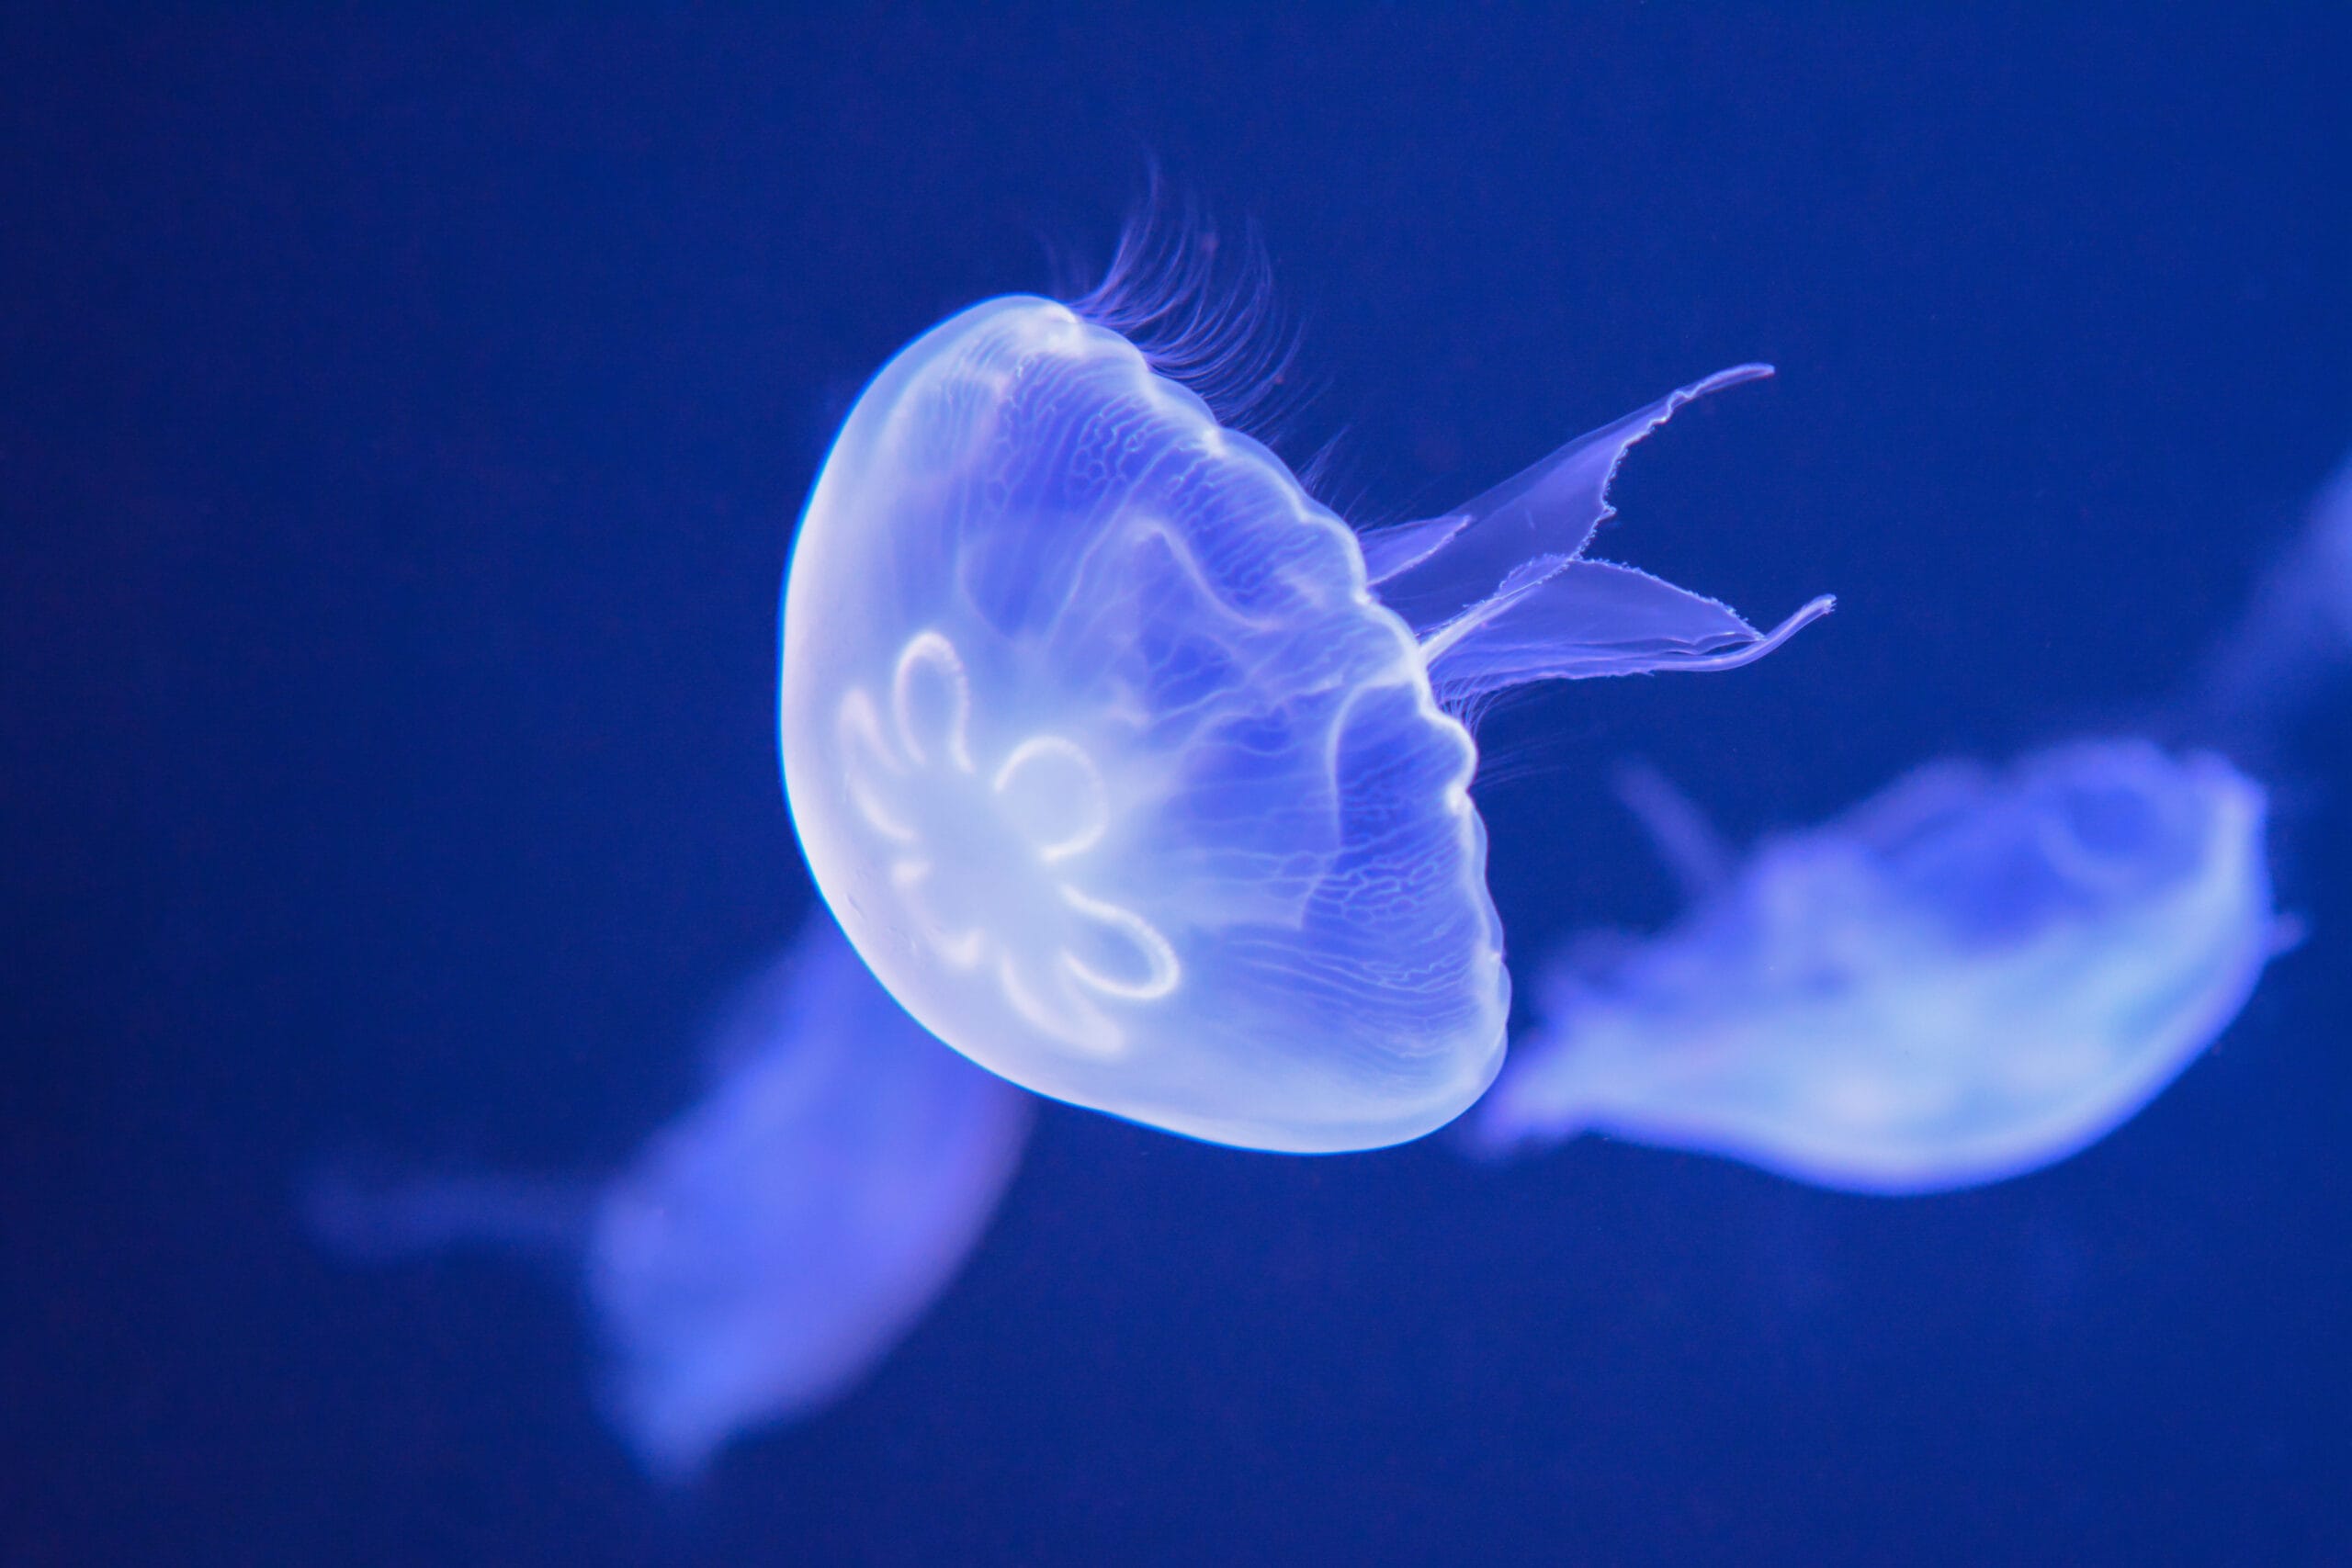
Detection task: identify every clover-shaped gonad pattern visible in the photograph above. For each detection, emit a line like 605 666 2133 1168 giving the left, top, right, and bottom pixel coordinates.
835 629 1180 1057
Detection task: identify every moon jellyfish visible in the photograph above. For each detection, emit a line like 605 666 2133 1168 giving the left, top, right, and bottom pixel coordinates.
1467 740 2288 1193
304 916 1034 1480
780 238 1832 1153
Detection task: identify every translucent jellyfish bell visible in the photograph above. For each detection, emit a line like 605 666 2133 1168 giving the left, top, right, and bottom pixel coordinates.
1468 740 2289 1193
780 244 1831 1154
305 916 1034 1480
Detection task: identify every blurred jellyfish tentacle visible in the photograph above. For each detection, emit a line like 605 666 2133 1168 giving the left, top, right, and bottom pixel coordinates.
2179 455 2352 759
781 221 1831 1153
1468 740 2284 1194
303 914 1034 1482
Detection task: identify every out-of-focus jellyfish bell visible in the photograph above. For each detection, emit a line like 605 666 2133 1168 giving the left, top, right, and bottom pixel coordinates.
1467 740 2290 1193
304 915 1034 1481
780 224 1832 1153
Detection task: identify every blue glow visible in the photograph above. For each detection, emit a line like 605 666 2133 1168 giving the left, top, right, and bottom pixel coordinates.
304 916 1034 1480
780 290 1827 1153
1468 740 2288 1193
2186 455 2352 754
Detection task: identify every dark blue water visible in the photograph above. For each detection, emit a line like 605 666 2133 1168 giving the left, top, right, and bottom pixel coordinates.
6 10 2347 1565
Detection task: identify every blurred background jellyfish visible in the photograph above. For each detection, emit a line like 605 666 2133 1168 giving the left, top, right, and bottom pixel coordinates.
304 914 1035 1481
780 220 1832 1154
1464 447 2352 1191
1467 740 2289 1192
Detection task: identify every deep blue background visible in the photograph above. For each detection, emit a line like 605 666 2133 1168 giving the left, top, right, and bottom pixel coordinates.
6 8 2349 1565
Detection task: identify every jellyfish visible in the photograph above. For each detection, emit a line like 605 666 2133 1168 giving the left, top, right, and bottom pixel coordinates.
779 233 1832 1153
1465 739 2290 1193
304 914 1035 1481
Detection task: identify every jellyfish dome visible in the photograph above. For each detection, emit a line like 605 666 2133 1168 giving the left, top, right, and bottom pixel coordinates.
1468 740 2288 1193
782 268 1830 1153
